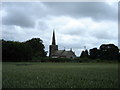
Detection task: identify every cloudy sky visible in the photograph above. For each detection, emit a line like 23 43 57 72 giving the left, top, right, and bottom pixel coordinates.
1 1 118 56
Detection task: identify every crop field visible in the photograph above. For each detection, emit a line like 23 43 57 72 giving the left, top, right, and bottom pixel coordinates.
2 62 119 88
0 62 2 89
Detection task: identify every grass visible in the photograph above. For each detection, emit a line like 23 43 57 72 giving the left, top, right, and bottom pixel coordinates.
2 62 119 88
0 62 2 89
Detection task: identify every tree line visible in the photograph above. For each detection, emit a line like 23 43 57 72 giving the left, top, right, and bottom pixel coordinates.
80 44 119 61
2 38 120 62
2 38 47 62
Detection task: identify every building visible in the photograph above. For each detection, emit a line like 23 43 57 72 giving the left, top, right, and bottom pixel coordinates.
49 30 76 59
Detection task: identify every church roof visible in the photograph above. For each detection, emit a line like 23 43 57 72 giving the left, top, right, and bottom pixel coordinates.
53 50 76 57
61 51 76 57
53 50 64 56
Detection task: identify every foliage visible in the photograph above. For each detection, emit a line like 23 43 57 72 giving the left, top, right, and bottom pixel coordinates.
89 44 119 61
2 62 118 88
80 50 89 58
2 38 47 62
99 44 119 60
25 38 46 58
2 40 32 61
89 48 100 59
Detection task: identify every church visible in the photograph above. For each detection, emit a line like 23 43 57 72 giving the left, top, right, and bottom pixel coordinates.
49 30 76 59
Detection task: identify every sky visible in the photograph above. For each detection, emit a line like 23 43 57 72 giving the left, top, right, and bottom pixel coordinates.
1 1 118 56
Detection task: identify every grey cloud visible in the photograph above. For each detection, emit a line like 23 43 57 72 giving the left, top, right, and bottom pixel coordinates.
118 29 120 47
118 2 120 47
2 25 26 41
2 2 45 27
92 31 117 40
2 2 117 28
43 2 117 21
62 28 87 36
2 11 35 28
3 4 36 27
37 20 49 30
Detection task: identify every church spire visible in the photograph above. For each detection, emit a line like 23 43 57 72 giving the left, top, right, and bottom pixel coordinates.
52 30 56 45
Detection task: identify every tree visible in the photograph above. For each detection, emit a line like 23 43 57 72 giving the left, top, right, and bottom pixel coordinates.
2 39 32 61
99 44 119 60
80 49 89 58
2 38 47 62
25 38 47 59
89 48 100 59
118 52 120 62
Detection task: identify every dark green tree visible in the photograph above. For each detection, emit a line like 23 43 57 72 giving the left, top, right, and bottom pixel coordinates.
2 39 32 61
89 48 100 59
80 49 89 58
25 38 47 59
119 53 120 62
2 38 47 62
80 51 85 58
99 44 119 60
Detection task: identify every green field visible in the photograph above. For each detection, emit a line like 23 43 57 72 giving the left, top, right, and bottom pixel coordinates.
0 62 2 89
2 62 118 88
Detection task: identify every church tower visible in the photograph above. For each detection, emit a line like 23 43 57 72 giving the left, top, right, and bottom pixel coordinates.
49 30 58 57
